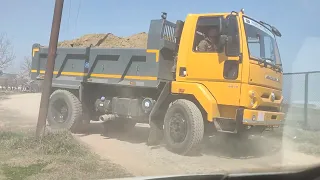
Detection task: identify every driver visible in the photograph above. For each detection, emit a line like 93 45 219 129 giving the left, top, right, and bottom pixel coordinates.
197 27 219 52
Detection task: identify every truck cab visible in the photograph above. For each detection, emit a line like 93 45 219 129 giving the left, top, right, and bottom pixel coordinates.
171 10 284 134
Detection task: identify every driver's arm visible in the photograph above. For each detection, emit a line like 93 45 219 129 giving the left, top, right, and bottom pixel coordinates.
197 40 207 52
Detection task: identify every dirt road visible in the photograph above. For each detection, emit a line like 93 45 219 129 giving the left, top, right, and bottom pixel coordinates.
1 93 320 177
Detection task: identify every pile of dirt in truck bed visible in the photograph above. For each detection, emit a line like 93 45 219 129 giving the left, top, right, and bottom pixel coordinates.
58 32 148 48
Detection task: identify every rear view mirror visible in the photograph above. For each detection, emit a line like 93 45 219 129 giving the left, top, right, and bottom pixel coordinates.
224 15 240 57
218 35 229 52
219 18 227 35
219 35 228 45
174 20 184 40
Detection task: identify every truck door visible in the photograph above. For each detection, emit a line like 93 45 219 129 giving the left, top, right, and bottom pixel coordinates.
185 15 243 107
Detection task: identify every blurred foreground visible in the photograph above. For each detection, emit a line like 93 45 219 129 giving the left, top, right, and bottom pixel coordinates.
0 131 131 180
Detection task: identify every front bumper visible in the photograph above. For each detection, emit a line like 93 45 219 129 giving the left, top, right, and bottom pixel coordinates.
242 109 284 126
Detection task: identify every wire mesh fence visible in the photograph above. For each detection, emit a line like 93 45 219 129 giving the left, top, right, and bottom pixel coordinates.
283 71 320 130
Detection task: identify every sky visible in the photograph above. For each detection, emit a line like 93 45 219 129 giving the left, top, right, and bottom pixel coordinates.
0 0 319 74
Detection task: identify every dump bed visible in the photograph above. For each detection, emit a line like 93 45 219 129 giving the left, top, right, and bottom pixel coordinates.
31 19 177 89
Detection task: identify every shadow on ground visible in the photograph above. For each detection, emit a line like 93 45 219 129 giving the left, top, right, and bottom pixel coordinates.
76 122 282 159
77 122 149 144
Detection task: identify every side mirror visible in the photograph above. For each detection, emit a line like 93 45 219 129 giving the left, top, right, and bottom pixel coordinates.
223 15 240 57
219 18 227 35
218 35 230 52
219 35 228 46
174 20 184 41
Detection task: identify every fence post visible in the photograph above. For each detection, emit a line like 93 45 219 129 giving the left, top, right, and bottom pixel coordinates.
304 73 309 129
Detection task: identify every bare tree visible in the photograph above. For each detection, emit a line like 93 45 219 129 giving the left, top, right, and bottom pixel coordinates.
0 33 15 70
16 56 32 86
17 56 43 92
20 56 32 77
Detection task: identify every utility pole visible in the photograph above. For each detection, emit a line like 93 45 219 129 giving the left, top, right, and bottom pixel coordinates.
36 0 64 138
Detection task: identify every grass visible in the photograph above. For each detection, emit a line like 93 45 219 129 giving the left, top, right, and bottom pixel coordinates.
282 105 320 156
2 162 49 180
0 130 132 180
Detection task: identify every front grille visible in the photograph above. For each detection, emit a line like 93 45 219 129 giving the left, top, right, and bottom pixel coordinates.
261 92 281 100
256 106 279 112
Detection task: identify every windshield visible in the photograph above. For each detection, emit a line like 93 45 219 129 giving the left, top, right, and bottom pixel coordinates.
243 16 282 66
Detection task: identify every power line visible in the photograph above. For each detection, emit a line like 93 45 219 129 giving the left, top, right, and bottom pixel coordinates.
74 0 82 37
67 0 72 33
67 0 72 34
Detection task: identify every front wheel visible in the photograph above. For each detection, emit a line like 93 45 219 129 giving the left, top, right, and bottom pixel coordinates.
163 99 204 155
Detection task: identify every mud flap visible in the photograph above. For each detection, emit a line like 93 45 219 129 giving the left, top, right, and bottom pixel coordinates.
147 82 170 146
235 108 245 134
147 120 164 146
213 108 245 134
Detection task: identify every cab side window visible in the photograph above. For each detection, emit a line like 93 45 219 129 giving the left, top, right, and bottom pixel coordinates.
193 16 223 53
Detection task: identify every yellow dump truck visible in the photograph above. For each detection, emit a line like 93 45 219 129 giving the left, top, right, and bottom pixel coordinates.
31 9 284 155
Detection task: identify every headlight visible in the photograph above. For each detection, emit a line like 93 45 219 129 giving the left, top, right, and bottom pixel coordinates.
249 90 256 107
250 98 255 107
249 90 255 98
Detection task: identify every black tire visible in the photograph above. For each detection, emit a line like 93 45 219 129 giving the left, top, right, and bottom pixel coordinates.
164 99 204 155
47 89 83 133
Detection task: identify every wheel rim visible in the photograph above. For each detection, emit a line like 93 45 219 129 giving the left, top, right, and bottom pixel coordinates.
51 99 69 123
169 112 187 143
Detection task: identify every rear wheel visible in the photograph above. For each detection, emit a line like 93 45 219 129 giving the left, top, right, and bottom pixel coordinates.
47 89 84 133
163 99 204 155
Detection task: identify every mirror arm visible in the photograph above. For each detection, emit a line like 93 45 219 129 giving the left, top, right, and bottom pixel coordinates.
238 53 243 63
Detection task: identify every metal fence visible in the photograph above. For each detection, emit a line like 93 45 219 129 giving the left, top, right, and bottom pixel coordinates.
283 71 320 130
0 81 42 93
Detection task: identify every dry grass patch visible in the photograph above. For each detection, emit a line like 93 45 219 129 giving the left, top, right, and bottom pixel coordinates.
0 130 132 180
283 126 320 156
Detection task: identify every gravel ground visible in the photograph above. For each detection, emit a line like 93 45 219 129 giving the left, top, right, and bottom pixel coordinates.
1 93 320 178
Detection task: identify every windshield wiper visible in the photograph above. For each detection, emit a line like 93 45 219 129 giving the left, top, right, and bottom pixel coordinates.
262 57 274 63
274 64 283 73
258 58 282 72
258 57 273 66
